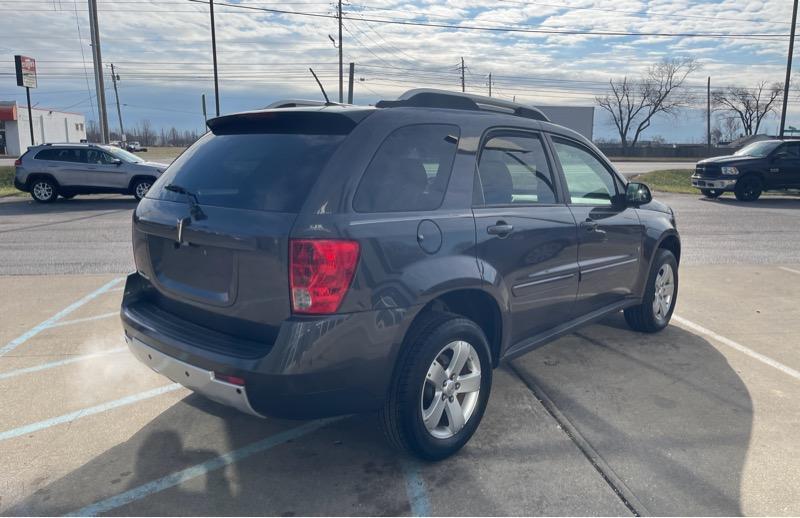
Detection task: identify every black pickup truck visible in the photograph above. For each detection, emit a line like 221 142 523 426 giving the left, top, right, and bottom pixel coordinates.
692 139 800 200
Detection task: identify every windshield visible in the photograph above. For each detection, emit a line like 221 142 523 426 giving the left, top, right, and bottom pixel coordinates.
103 146 144 163
734 141 781 158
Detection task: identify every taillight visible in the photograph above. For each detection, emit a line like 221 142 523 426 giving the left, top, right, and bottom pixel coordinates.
290 239 359 314
14 159 21 166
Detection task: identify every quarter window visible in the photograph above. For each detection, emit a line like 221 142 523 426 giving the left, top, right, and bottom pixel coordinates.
353 124 460 213
552 138 618 205
476 133 556 205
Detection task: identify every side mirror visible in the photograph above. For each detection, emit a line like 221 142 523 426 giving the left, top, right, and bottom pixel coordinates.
112 158 123 166
773 151 789 161
626 182 652 206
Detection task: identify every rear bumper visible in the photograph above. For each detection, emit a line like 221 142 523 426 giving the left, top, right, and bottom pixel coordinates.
691 175 737 190
120 273 414 419
13 176 27 192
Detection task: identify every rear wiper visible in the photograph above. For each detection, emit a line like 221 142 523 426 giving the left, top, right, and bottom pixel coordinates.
164 183 207 220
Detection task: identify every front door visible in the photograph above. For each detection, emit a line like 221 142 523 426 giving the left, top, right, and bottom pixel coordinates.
549 136 643 316
473 130 579 346
84 148 128 188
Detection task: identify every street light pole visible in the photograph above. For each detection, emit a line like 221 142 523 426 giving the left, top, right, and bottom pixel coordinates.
210 0 220 116
338 0 343 103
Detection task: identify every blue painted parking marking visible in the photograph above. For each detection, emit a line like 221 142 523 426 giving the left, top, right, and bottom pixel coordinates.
0 277 123 357
66 417 345 517
47 311 119 328
0 383 182 443
402 458 431 517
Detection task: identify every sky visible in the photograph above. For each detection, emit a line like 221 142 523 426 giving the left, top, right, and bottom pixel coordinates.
0 0 797 142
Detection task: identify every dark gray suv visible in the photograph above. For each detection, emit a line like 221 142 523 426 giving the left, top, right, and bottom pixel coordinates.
121 90 680 460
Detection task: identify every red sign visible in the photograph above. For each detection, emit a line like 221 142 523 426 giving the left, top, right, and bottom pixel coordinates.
14 55 37 89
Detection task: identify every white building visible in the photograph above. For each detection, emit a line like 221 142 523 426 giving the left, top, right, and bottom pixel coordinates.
0 101 87 156
535 106 595 140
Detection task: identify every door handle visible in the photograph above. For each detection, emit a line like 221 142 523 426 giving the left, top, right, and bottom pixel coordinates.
580 219 602 232
487 221 514 237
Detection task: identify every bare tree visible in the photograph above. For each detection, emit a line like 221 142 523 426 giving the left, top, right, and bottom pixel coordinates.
712 81 783 136
596 57 700 154
138 119 154 147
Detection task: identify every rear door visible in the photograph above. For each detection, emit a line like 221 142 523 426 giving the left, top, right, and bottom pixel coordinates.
132 114 353 340
770 141 800 187
549 135 643 315
472 130 579 345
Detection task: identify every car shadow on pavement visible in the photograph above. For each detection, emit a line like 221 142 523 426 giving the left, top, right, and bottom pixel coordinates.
512 312 753 516
8 313 753 516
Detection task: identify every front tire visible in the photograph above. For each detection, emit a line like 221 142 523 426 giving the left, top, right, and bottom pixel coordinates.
30 178 58 203
624 249 678 333
380 312 492 460
132 178 153 201
734 175 762 201
701 188 724 199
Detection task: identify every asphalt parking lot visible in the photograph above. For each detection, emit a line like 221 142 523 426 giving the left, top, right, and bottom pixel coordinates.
1 191 799 515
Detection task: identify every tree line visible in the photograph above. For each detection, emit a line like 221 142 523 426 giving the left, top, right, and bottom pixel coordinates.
86 119 202 147
595 57 787 153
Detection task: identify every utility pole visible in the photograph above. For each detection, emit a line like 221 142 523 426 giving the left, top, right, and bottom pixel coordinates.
210 0 220 116
707 76 711 150
87 0 109 143
109 63 124 140
488 73 492 97
460 57 465 93
347 62 354 104
780 0 798 137
201 93 207 124
338 0 343 103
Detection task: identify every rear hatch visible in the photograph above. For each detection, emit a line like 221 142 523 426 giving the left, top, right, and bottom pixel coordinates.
131 109 364 351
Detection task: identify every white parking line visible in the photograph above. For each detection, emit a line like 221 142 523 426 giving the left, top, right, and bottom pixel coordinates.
66 417 345 517
0 383 182 443
0 347 127 381
673 315 800 382
779 266 800 275
0 277 123 357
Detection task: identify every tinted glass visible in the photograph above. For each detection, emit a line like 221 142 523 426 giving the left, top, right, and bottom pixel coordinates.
553 138 618 205
35 148 82 162
780 142 800 158
149 132 345 212
477 133 556 205
86 149 117 165
353 124 459 213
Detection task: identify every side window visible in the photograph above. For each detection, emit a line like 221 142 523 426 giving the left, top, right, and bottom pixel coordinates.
781 142 800 158
86 149 114 165
353 124 460 213
34 149 59 161
476 133 556 205
552 138 619 205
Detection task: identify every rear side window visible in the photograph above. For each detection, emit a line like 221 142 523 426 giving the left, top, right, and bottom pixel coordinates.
353 124 460 213
149 132 346 212
35 148 83 162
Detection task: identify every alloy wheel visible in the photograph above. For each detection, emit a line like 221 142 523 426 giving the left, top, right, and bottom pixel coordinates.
420 340 482 439
135 182 151 199
652 263 675 325
33 181 54 201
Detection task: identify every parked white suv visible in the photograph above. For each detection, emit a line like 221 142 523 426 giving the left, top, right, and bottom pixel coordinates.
14 143 168 203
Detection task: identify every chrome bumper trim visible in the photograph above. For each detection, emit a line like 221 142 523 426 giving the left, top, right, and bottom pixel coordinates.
126 335 264 418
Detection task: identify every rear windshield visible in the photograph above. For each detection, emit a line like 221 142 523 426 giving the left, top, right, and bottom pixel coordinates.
148 132 346 212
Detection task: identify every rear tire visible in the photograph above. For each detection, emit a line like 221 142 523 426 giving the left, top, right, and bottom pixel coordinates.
734 175 762 201
700 189 724 199
380 311 492 460
30 177 58 203
624 249 678 333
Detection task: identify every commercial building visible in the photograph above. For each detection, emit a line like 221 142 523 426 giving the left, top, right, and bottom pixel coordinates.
0 101 87 156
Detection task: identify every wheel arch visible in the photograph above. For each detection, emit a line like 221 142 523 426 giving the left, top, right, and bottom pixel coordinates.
26 173 60 189
127 174 158 192
404 288 505 368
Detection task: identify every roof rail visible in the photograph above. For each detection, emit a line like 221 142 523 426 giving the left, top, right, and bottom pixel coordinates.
264 99 344 109
376 88 549 122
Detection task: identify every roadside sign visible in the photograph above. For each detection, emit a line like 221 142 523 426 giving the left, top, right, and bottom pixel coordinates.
14 55 37 89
